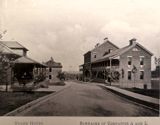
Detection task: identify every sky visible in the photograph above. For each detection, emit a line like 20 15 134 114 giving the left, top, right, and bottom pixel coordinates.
0 0 160 71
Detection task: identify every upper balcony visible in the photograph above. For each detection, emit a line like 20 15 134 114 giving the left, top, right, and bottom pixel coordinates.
91 59 120 71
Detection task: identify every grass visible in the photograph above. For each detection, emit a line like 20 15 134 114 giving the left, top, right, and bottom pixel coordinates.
124 88 160 99
0 91 52 115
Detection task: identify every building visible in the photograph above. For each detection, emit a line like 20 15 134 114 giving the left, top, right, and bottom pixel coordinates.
0 41 46 87
82 38 153 89
78 65 83 81
0 41 28 56
83 38 119 82
45 57 62 83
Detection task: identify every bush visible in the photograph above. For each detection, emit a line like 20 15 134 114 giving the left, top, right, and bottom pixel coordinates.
39 82 48 88
34 73 46 84
57 72 65 81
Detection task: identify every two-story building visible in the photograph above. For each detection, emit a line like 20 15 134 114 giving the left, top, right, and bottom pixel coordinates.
83 38 119 82
45 57 62 83
82 38 153 89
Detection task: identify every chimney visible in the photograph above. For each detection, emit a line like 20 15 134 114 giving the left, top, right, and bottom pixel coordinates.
129 38 137 45
104 37 109 42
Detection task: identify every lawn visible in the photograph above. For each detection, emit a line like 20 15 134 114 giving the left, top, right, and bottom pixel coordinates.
0 91 52 115
124 88 160 99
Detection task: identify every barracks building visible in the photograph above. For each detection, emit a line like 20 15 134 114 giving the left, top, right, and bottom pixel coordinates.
82 38 153 89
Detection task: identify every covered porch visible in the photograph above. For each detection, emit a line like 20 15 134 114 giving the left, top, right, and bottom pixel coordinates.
13 56 47 85
91 57 120 84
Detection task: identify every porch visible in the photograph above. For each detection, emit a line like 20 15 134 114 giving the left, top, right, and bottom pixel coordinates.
13 56 47 86
91 59 120 84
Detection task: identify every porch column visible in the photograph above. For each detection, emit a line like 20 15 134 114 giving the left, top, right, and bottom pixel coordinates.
109 58 112 86
89 70 92 81
110 58 112 71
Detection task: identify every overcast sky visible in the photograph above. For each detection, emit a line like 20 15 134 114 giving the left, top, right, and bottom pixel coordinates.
0 0 160 71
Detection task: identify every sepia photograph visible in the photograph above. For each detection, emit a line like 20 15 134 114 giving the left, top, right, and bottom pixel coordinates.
0 0 160 124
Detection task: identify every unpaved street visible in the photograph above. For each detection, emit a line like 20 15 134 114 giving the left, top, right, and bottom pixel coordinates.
17 81 158 116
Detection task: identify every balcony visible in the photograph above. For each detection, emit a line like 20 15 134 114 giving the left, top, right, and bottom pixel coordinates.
92 65 119 71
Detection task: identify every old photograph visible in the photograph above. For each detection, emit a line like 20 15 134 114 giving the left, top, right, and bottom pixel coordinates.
0 0 159 118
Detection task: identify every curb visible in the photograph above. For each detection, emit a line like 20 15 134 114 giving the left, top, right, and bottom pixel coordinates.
3 84 71 116
99 85 159 112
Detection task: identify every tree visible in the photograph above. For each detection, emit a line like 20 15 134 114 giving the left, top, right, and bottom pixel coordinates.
155 56 160 66
57 72 65 81
0 30 7 40
132 65 137 88
104 69 120 85
154 56 160 80
0 54 10 91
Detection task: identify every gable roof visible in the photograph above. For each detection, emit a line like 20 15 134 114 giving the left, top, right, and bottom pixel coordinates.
0 41 28 51
45 57 62 68
135 42 153 56
93 42 153 63
0 42 21 56
91 40 119 52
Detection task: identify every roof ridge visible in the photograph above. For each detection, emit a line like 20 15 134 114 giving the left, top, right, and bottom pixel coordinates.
92 41 153 63
0 41 28 51
91 40 119 52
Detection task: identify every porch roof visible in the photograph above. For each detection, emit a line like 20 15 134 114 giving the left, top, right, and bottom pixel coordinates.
92 42 153 63
13 56 46 67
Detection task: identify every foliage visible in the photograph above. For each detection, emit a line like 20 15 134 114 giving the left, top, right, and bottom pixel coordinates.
104 69 120 83
132 65 137 73
110 71 120 81
154 56 160 66
0 53 10 88
57 72 65 80
34 73 46 84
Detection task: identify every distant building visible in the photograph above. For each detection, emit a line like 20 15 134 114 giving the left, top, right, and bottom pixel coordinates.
81 38 153 89
45 57 62 83
151 66 160 89
152 66 160 78
78 65 83 80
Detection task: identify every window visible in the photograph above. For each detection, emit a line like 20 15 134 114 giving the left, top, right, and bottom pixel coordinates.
109 49 113 53
49 75 52 79
49 68 52 72
132 48 138 51
103 51 109 56
121 69 124 78
128 56 132 65
140 56 144 66
140 71 144 79
93 52 96 58
128 71 132 80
